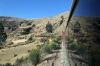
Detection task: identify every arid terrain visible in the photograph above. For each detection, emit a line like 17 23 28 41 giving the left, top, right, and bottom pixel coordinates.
0 11 69 65
0 11 100 66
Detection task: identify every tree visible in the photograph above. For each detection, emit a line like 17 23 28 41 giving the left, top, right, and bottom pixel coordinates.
73 21 81 33
59 16 64 26
46 22 53 33
74 21 81 28
61 16 64 19
0 21 7 47
59 20 63 25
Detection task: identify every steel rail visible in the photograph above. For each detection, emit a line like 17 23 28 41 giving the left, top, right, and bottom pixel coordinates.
65 0 79 30
64 0 79 66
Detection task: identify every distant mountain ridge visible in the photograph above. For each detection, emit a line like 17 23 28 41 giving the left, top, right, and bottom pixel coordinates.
0 11 100 37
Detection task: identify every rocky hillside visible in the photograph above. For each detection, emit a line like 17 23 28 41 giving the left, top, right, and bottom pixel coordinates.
1 12 100 42
69 16 100 44
0 11 69 36
0 11 100 65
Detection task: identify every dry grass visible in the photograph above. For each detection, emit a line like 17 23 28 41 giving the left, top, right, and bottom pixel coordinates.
0 11 70 65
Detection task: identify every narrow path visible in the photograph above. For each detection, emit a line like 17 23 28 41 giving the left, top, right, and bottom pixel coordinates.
61 41 70 66
61 32 70 66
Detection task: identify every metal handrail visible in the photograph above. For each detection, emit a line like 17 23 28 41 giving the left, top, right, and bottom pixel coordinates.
65 0 79 66
65 0 79 30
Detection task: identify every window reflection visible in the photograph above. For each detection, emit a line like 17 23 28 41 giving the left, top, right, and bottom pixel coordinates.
66 0 100 66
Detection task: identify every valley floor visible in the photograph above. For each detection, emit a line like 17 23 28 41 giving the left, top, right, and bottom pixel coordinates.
0 42 41 64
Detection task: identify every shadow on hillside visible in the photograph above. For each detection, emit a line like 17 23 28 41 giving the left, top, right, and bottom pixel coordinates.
45 55 55 61
66 43 89 66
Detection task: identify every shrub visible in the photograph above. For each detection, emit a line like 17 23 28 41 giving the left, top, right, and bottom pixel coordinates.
14 54 17 57
29 48 40 66
32 24 36 27
76 44 86 54
43 45 51 54
56 36 60 41
27 22 31 25
9 41 13 45
20 32 29 35
53 36 60 43
61 16 64 19
36 45 41 49
49 41 56 50
71 41 86 56
67 36 73 43
3 63 14 66
71 41 77 50
27 50 31 53
43 41 56 54
15 56 26 65
28 35 33 41
40 38 47 43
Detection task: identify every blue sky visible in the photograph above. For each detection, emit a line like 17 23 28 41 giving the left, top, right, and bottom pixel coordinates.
0 0 72 19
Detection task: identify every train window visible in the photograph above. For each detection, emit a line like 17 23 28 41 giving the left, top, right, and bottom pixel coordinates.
66 0 100 66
